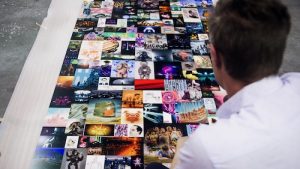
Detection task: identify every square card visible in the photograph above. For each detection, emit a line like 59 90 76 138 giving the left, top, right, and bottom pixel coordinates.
143 103 164 123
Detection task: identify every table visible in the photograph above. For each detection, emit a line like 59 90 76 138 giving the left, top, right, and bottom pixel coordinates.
0 0 225 169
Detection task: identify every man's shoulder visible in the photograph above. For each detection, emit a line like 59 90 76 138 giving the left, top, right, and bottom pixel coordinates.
281 72 300 95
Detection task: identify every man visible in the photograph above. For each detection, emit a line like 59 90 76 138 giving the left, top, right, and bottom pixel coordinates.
174 0 300 168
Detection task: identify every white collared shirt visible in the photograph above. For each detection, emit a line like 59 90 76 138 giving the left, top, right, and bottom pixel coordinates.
175 73 300 169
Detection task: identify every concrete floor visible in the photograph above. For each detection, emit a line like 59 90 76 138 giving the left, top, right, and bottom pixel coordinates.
0 0 52 119
0 0 299 119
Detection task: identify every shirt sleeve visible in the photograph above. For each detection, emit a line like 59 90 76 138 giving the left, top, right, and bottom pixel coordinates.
174 132 215 169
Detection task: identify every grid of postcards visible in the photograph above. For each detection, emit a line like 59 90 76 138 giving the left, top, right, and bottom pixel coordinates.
31 0 226 169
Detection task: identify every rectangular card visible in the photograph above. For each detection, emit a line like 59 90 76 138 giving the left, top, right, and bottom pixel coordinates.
44 108 69 127
144 34 168 50
182 8 201 22
102 137 143 156
31 148 64 169
154 62 183 79
84 124 115 136
174 100 208 123
167 34 191 49
134 79 165 90
86 98 122 124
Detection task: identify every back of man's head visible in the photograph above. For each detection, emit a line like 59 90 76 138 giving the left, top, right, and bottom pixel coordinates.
209 0 291 83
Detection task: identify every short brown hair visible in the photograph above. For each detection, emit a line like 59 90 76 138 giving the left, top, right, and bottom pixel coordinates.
209 0 291 82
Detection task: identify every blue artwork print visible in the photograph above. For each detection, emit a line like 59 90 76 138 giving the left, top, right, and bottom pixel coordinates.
111 60 135 78
72 68 100 89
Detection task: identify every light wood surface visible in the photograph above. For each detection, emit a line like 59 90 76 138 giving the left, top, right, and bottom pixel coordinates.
0 0 82 168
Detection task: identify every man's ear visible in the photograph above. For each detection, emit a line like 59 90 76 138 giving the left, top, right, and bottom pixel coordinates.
209 44 222 68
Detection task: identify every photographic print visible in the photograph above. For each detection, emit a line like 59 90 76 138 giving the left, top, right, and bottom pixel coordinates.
122 90 143 108
138 26 161 34
167 34 191 49
143 103 163 123
114 124 128 137
143 91 162 104
181 62 196 71
198 33 209 41
111 60 135 78
195 0 214 8
154 62 183 79
110 77 135 86
72 68 99 90
60 148 87 169
193 55 213 68
135 48 153 61
144 34 168 50
128 124 144 137
102 137 143 156
150 49 173 62
60 60 77 76
138 0 159 9
185 22 204 34
65 136 79 148
191 40 210 55
182 8 201 22
31 148 64 169
104 156 131 169
121 108 144 124
50 85 74 108
172 49 193 62
135 33 145 48
78 40 103 61
99 60 112 77
44 108 70 127
180 0 197 7
203 97 217 114
135 61 155 79
68 104 88 119
84 124 115 136
38 127 67 148
101 40 122 59
121 40 136 55
65 118 85 136
86 98 121 124
197 68 220 91
85 155 105 169
164 80 188 91
74 90 91 103
174 100 208 123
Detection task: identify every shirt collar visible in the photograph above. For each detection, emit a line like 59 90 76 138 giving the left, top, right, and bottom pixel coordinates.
217 75 283 119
